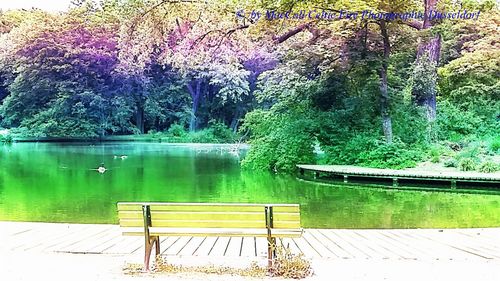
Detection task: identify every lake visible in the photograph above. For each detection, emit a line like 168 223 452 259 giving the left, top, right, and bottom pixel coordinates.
0 142 499 228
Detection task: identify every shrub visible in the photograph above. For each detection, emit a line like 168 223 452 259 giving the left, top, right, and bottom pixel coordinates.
459 158 477 171
269 246 313 279
167 123 187 138
444 158 458 168
489 137 500 154
189 128 218 143
241 111 316 173
478 161 500 173
208 121 236 143
435 101 482 141
429 146 441 163
0 134 13 143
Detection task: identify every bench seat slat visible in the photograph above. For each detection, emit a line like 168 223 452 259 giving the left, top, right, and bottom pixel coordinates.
121 227 303 238
118 211 267 221
120 220 266 228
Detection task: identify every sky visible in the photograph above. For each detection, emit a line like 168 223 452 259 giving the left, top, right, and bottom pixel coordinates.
0 0 73 12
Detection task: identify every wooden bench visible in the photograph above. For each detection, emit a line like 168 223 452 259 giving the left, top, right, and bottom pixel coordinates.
117 202 303 270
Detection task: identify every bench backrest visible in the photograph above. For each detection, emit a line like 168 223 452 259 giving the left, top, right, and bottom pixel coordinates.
117 202 300 229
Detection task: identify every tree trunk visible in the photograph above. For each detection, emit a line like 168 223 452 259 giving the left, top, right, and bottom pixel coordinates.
412 0 441 122
414 34 440 121
379 20 393 144
135 104 144 134
230 106 243 133
187 79 202 132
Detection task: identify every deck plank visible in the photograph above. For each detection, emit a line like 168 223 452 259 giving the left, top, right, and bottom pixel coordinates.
209 237 230 256
297 164 500 182
2 222 500 262
255 238 267 257
302 230 335 258
164 236 191 256
240 237 256 257
177 236 205 256
193 236 218 256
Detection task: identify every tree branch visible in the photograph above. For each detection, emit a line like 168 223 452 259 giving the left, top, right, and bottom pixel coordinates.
273 22 312 44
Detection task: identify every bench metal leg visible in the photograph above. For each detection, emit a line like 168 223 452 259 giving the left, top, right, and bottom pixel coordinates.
144 236 159 271
155 236 160 256
267 237 276 268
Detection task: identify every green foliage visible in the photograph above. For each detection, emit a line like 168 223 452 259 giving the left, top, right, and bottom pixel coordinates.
0 133 13 143
429 147 441 163
167 123 187 138
412 54 438 103
241 110 316 173
443 158 458 168
323 135 423 169
208 120 236 143
489 137 500 154
435 101 483 141
478 161 499 173
161 122 236 143
189 129 219 143
459 158 477 171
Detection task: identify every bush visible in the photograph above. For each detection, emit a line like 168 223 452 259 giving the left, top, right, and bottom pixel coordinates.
163 122 236 143
167 123 187 138
489 137 500 154
269 246 313 279
208 121 236 143
0 134 13 143
189 129 218 143
324 136 424 169
429 146 441 163
478 161 500 173
444 158 458 167
459 158 477 171
435 101 483 141
242 126 316 173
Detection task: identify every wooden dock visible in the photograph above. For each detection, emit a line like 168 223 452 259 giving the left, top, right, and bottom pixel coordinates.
297 164 500 190
2 221 500 262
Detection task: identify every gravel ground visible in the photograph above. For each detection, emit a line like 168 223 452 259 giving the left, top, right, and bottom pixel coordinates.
1 251 499 281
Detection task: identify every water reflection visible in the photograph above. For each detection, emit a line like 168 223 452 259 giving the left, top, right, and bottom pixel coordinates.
0 142 499 228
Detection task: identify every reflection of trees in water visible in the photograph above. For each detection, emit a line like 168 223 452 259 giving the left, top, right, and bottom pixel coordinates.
1 143 500 227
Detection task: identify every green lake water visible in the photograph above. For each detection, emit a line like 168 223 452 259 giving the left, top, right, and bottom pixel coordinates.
0 142 499 228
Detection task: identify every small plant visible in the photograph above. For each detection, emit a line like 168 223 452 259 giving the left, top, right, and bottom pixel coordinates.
167 123 187 138
0 134 13 144
459 158 477 171
269 245 313 279
478 161 500 173
430 155 440 163
443 158 458 168
209 120 236 143
189 129 218 143
429 146 441 163
489 137 500 154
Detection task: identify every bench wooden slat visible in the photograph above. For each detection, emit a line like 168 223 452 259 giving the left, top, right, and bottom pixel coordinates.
121 227 303 238
119 211 299 222
273 221 301 229
120 220 266 228
117 203 299 213
119 211 266 221
119 219 301 229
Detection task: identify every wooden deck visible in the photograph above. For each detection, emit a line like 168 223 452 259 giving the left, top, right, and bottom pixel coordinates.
297 164 500 190
2 221 500 261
